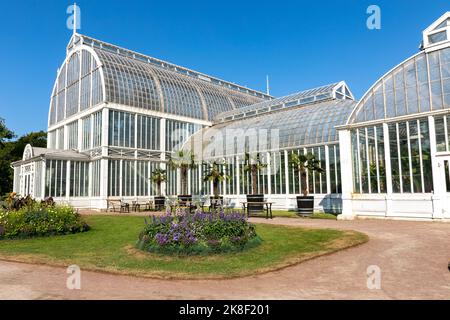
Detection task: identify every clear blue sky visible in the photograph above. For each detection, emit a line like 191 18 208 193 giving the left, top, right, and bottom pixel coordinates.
0 0 449 136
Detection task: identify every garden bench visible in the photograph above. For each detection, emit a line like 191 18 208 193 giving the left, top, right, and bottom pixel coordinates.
241 201 273 219
107 200 130 213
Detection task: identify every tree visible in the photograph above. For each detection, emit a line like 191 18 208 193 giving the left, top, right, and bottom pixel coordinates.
168 150 197 195
0 118 15 147
0 117 47 197
10 131 47 158
289 152 323 196
243 152 267 195
203 161 230 197
150 168 166 196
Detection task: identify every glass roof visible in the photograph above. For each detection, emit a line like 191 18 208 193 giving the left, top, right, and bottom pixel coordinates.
348 46 450 124
70 34 270 121
190 95 356 156
50 34 272 125
214 82 354 123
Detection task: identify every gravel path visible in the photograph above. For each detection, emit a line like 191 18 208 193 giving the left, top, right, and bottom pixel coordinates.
1 217 449 300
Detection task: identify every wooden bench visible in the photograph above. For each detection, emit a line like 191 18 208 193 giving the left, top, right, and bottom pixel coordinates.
131 200 153 212
241 201 273 219
107 200 130 213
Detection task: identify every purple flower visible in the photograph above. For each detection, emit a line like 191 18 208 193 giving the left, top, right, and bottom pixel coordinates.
155 233 169 246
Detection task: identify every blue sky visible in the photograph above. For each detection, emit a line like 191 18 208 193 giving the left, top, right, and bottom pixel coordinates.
0 0 449 136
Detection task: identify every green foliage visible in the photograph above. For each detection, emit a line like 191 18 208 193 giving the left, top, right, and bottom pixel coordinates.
0 118 15 147
168 150 197 194
0 118 47 197
289 152 324 196
0 203 89 239
137 210 260 255
0 215 368 279
150 168 167 196
203 161 230 197
242 152 267 195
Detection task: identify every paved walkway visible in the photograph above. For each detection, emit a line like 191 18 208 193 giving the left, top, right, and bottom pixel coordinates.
0 218 449 300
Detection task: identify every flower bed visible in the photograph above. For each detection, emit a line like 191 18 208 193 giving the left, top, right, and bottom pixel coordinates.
137 209 261 255
0 205 90 239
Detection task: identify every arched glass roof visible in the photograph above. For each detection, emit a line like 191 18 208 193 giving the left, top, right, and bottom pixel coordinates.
186 84 356 157
48 34 270 125
214 82 353 123
349 17 450 125
49 47 103 126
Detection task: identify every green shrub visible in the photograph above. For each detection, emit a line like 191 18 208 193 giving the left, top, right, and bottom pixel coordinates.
0 204 90 239
137 209 261 255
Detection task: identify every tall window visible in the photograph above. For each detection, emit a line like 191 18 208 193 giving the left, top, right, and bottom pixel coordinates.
67 121 78 150
375 118 433 194
70 161 89 197
270 151 286 195
108 159 120 197
306 147 327 194
352 126 386 193
45 160 67 197
91 160 101 197
81 116 91 151
48 131 56 149
167 167 178 196
329 145 342 194
57 127 65 150
122 160 135 197
108 110 135 148
92 111 102 148
137 115 160 150
225 157 237 195
165 119 202 152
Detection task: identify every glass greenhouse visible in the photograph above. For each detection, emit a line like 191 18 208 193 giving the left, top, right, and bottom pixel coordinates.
12 12 450 220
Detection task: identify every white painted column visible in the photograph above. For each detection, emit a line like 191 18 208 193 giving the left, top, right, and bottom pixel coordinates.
236 156 241 195
383 123 393 217
187 168 191 195
284 150 290 196
429 116 444 219
77 119 82 151
267 152 272 195
337 129 354 220
63 125 69 150
41 160 46 198
101 107 109 157
66 161 71 201
325 145 331 212
160 118 167 196
325 145 331 195
99 107 109 209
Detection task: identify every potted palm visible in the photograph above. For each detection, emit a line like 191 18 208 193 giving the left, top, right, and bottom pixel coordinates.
150 168 166 211
243 152 267 213
203 161 230 210
168 150 197 202
289 152 323 215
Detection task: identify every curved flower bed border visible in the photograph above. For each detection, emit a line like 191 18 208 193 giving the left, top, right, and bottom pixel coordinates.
137 209 261 255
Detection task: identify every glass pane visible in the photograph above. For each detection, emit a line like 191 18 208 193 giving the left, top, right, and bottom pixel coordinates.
399 122 411 193
435 116 447 152
389 124 401 193
376 126 386 193
420 119 433 193
409 121 422 193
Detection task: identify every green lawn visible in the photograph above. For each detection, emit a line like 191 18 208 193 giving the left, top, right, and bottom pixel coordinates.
270 210 338 219
231 208 338 219
0 215 367 279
